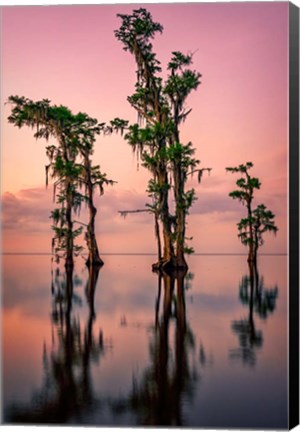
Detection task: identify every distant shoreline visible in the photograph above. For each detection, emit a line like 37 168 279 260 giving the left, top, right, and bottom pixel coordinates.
0 252 288 256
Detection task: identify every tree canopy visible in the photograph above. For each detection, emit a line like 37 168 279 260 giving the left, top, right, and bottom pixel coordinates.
226 162 278 263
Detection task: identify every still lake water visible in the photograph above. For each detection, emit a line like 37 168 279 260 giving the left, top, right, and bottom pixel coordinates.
2 254 287 428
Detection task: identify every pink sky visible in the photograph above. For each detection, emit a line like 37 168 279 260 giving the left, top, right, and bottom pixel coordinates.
1 2 288 254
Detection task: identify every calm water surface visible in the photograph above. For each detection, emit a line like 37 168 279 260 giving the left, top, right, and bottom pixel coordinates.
2 254 287 428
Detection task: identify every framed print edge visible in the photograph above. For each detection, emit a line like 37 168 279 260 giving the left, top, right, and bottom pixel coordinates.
289 1 300 430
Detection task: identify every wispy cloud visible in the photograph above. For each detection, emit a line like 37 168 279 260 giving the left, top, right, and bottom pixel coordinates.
1 180 287 254
1 186 153 235
2 189 52 233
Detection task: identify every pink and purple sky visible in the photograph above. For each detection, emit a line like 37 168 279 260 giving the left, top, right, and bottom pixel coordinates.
1 2 288 254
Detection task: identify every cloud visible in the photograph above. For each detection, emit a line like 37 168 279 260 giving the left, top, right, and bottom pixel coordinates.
1 186 153 237
1 181 287 254
2 179 286 236
190 174 287 220
191 188 241 218
2 188 53 233
94 188 152 222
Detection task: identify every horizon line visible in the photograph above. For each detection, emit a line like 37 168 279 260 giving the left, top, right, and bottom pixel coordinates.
0 252 288 256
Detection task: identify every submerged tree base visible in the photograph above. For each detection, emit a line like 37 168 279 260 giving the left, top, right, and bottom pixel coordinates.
86 256 104 268
247 254 257 265
152 259 188 274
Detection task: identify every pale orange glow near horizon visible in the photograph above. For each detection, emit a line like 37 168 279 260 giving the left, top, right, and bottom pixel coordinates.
1 2 288 253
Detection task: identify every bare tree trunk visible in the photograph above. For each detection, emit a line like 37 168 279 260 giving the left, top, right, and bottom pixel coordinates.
65 184 74 269
86 265 100 319
247 201 254 263
84 155 103 268
61 139 74 270
153 171 175 272
85 202 103 268
253 227 259 269
173 163 188 270
172 116 188 271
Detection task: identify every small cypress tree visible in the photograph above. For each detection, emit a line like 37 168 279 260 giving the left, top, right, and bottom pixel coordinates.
226 162 278 263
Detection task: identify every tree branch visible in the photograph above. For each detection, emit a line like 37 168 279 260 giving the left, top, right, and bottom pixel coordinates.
118 208 150 218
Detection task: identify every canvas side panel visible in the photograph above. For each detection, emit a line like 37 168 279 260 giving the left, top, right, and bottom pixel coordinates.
289 2 299 430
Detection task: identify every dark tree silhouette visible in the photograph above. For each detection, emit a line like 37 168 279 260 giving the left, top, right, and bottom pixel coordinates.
108 270 201 426
115 8 211 272
6 265 107 424
7 96 114 268
226 162 278 264
230 263 278 367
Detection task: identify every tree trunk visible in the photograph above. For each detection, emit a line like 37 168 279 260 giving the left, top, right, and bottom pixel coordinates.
65 264 74 325
152 171 175 272
131 39 176 272
247 201 254 263
65 184 74 269
61 138 74 270
174 161 188 271
253 227 259 269
175 202 188 270
85 203 103 268
253 245 258 269
162 222 175 270
84 155 104 268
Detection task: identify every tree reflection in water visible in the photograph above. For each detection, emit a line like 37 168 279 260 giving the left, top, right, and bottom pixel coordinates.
7 267 208 426
230 263 278 366
110 270 202 426
7 264 107 423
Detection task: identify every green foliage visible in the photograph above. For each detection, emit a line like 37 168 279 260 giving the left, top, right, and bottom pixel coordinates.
115 9 211 264
50 208 65 227
7 95 115 264
115 8 163 86
226 162 253 174
115 8 163 47
252 204 278 246
184 245 195 255
227 163 260 206
167 51 193 71
239 274 278 320
147 178 170 195
51 225 83 258
181 189 197 212
237 217 256 246
166 142 200 175
107 118 129 135
228 190 249 203
227 162 278 254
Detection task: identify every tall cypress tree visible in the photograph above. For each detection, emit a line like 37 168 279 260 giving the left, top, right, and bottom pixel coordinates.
115 8 211 271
